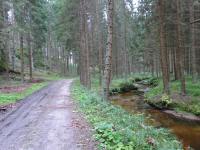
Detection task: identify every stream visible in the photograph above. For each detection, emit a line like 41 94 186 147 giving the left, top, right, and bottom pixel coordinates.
110 91 200 150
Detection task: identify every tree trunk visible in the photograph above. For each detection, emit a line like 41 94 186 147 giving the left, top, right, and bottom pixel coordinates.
12 31 15 71
20 33 24 83
4 6 9 81
189 0 197 83
176 0 186 95
96 0 103 86
158 0 170 95
0 1 4 72
27 32 33 81
103 0 114 99
79 0 91 89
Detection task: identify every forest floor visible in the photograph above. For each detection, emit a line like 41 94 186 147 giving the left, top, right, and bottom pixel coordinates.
0 80 96 150
0 70 62 107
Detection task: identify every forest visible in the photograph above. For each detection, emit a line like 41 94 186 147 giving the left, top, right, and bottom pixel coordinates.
0 0 200 150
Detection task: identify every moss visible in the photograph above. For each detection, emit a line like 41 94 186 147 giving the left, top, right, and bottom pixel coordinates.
145 78 200 116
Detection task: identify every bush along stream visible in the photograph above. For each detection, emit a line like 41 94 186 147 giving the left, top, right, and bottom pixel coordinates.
109 76 200 150
71 80 182 150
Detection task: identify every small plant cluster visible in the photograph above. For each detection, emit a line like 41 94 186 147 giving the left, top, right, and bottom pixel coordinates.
94 122 127 149
71 81 182 150
161 94 173 107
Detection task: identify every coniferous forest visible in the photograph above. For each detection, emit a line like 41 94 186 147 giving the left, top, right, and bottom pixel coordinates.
0 0 200 150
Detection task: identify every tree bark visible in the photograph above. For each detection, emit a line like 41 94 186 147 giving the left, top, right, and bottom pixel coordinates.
96 0 103 86
189 0 197 83
12 31 15 71
158 0 170 95
79 0 91 89
20 33 24 83
27 32 33 81
3 5 9 80
175 0 186 95
103 0 114 99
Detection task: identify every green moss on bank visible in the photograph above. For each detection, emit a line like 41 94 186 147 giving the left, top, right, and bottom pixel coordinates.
71 80 182 150
145 78 200 116
109 75 158 95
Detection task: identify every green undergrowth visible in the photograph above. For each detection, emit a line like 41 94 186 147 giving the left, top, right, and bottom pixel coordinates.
71 80 182 150
145 78 200 116
0 71 63 105
33 71 64 81
0 82 48 105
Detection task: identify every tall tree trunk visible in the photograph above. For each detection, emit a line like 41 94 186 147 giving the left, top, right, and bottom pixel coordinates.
80 0 86 86
27 32 33 81
12 31 15 71
4 31 9 81
158 0 170 94
20 33 24 83
176 0 186 95
189 0 197 83
2 2 9 80
123 0 130 76
103 0 114 99
0 1 4 72
173 48 179 80
96 0 103 86
79 0 91 88
85 29 91 89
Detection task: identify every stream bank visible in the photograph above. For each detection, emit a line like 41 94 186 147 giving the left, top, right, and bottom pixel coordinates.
110 85 200 150
72 80 182 150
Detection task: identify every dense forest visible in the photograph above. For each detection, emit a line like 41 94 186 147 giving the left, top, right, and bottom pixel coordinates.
0 0 200 150
1 0 200 96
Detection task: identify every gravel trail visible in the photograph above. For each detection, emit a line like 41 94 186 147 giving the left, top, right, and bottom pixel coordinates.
0 80 95 150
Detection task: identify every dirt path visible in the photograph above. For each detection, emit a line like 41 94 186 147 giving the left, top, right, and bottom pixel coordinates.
0 80 96 150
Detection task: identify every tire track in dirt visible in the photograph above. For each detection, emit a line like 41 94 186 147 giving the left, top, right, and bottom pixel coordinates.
0 80 96 150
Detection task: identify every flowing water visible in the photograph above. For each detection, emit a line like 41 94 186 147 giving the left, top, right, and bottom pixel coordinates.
110 92 200 150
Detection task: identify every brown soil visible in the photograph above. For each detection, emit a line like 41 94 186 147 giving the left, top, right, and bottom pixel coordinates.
0 84 31 93
0 80 96 150
29 78 45 83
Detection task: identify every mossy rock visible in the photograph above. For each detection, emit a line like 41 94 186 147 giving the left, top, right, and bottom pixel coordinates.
110 82 138 95
134 77 143 82
119 82 138 93
110 88 120 95
139 77 159 87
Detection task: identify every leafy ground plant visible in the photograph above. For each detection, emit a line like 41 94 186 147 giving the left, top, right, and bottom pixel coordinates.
71 80 182 150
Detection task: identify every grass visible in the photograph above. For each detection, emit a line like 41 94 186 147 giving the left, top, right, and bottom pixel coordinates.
145 78 200 116
0 82 49 105
0 70 65 105
71 80 182 150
